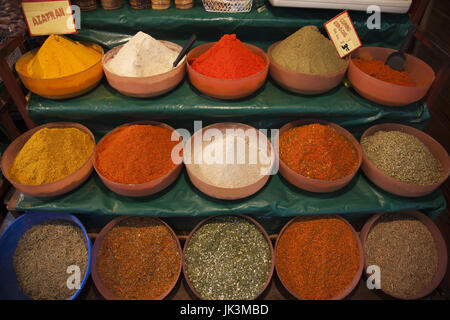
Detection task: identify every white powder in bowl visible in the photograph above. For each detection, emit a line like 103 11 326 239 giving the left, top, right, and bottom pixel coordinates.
106 31 180 77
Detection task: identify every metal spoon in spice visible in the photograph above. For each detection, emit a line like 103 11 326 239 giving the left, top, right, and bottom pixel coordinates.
385 25 417 71
173 34 196 68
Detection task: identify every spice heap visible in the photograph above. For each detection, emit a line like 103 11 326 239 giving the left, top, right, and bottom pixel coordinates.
190 34 266 79
365 213 438 298
188 132 272 188
270 26 347 75
20 35 102 79
95 124 180 184
279 124 359 180
13 220 88 300
106 31 180 77
361 131 444 185
96 217 180 300
276 216 360 300
184 216 272 300
9 127 94 185
352 58 415 86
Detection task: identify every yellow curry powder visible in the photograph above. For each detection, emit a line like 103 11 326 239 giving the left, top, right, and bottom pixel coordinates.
25 35 101 79
9 128 94 185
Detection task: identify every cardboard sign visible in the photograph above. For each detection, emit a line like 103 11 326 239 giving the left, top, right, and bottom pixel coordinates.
324 10 361 58
22 0 76 36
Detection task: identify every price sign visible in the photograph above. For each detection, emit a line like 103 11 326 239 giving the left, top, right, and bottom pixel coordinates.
324 10 361 58
21 0 76 36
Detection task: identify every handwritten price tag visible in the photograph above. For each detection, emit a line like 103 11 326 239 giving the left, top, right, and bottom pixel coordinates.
22 0 76 36
324 10 361 58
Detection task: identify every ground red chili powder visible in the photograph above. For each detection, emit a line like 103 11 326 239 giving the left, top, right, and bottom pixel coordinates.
276 216 360 300
352 58 415 87
96 217 180 300
279 124 359 181
190 34 266 79
95 124 181 184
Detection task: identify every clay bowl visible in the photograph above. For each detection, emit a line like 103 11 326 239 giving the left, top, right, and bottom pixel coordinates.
275 215 364 300
360 210 448 300
360 123 450 197
267 41 348 95
184 122 275 200
102 41 186 98
182 214 274 300
15 41 103 99
91 216 182 300
348 46 435 106
277 119 362 193
1 122 95 197
186 42 269 100
94 120 183 197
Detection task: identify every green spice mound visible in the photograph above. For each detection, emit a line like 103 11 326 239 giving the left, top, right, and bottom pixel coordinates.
270 25 347 75
361 130 444 185
185 216 272 300
13 220 88 300
365 213 438 298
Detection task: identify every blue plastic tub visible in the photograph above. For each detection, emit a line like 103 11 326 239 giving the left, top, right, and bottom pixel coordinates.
0 211 91 300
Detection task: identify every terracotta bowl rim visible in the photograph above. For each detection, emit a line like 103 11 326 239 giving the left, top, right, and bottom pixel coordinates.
359 210 448 300
90 215 183 300
93 120 183 188
1 121 96 189
274 214 364 300
182 214 275 300
186 42 270 81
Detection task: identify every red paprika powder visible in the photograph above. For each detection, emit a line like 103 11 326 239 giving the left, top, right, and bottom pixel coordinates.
352 58 415 86
190 34 266 79
276 216 360 300
95 124 181 184
279 124 359 181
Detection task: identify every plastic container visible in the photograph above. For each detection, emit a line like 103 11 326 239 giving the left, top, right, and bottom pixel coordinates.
0 211 91 300
360 210 448 300
267 41 348 95
94 121 183 197
186 42 269 100
15 41 104 99
348 47 435 106
103 41 186 98
275 215 364 300
184 122 275 200
277 119 362 193
360 123 450 197
1 122 95 198
90 216 182 300
183 214 274 300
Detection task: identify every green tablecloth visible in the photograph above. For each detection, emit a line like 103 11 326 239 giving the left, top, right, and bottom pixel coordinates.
74 1 411 51
27 79 430 136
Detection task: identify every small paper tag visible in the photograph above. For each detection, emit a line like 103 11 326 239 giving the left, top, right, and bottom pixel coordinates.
324 10 362 58
22 0 76 36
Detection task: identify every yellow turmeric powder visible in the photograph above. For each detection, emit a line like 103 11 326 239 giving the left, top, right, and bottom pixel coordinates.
9 128 94 185
25 35 102 79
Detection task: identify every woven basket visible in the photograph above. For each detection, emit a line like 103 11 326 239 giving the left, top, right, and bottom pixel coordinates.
129 0 151 9
72 0 98 11
100 0 122 9
202 0 252 12
175 0 193 9
152 0 170 10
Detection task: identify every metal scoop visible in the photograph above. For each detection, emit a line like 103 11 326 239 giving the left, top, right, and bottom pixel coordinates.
385 25 417 71
173 34 197 68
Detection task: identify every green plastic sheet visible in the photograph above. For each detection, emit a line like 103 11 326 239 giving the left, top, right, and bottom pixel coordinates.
74 1 412 51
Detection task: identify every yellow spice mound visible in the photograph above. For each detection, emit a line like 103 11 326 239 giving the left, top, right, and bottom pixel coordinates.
9 128 94 185
25 35 101 79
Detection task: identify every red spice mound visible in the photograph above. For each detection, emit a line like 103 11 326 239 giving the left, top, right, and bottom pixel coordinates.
352 58 415 87
276 216 360 300
96 217 180 300
95 124 181 184
279 124 359 181
190 34 266 79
